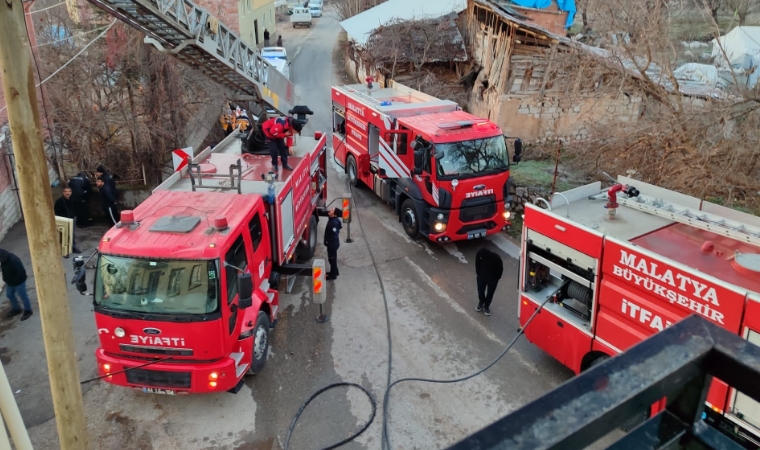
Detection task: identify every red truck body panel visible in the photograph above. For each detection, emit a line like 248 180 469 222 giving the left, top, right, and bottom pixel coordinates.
331 81 513 242
519 177 760 444
92 130 327 394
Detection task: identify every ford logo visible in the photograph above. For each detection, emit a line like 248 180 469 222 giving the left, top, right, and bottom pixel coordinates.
143 328 161 335
473 184 486 190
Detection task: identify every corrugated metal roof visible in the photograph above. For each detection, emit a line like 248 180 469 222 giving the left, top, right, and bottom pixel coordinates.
340 0 467 46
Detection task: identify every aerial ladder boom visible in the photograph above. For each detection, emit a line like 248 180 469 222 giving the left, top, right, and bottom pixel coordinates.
85 0 297 115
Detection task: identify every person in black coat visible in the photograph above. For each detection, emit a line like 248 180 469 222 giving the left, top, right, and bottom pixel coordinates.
54 186 81 255
68 172 92 228
96 177 119 225
475 246 503 316
0 248 33 321
264 28 270 46
320 208 343 280
95 165 117 193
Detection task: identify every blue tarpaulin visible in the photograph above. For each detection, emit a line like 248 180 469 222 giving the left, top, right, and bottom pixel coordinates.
509 0 577 29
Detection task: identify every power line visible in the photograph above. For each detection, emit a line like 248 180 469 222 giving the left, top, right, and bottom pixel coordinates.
0 20 116 115
34 24 111 48
26 2 65 14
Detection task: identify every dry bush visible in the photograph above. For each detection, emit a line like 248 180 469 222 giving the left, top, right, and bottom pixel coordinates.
36 10 223 185
547 0 760 210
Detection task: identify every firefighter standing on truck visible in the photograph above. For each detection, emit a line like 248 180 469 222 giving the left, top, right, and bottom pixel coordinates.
261 116 303 171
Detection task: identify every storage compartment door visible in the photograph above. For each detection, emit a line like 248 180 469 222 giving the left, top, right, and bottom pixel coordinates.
279 189 295 261
729 296 760 433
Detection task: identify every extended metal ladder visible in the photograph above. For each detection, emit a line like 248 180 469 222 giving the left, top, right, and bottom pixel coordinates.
85 0 296 114
591 190 760 246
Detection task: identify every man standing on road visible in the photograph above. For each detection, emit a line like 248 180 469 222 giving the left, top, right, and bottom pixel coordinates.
276 35 283 47
322 208 343 280
54 186 82 255
475 246 503 316
0 249 33 321
261 116 302 171
264 28 270 46
96 177 119 225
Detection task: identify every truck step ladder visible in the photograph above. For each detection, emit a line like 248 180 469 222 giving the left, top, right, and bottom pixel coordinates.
591 190 760 245
85 0 297 114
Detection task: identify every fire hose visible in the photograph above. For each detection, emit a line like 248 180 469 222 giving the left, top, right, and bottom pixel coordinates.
283 151 552 449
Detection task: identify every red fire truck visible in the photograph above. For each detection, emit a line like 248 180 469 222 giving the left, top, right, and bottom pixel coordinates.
76 128 329 394
331 80 522 242
518 175 760 447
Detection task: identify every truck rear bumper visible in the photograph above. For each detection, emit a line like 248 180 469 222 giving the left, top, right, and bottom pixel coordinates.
95 348 242 394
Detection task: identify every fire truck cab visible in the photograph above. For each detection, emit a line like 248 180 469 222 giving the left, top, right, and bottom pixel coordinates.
519 175 760 447
331 80 522 243
80 127 328 394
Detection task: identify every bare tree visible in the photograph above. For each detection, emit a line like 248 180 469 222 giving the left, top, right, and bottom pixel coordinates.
332 0 388 21
546 0 760 210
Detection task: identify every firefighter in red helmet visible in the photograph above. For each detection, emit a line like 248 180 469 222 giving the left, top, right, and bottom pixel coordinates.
261 116 303 171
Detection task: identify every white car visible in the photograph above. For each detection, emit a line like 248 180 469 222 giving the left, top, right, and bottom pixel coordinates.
261 47 290 80
309 4 322 17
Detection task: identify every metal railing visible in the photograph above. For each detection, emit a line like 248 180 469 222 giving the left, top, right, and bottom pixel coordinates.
448 315 760 450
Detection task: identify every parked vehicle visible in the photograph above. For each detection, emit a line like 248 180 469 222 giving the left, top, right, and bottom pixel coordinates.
519 175 760 448
290 6 312 27
261 47 290 80
309 4 322 17
331 80 522 242
79 124 332 394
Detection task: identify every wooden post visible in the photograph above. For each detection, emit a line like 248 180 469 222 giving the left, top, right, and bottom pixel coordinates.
0 1 89 449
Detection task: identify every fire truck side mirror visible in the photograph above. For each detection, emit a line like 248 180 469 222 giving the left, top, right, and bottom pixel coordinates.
72 256 88 295
413 150 424 168
237 272 254 309
512 138 523 164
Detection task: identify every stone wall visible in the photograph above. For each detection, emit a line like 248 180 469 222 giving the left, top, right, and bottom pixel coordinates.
508 182 552 214
493 93 641 142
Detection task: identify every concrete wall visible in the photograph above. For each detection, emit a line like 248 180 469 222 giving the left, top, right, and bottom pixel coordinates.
239 0 276 47
0 132 22 243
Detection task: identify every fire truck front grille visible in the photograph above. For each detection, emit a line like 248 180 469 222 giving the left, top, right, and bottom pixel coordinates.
456 221 497 235
125 368 191 389
459 196 497 223
119 344 193 357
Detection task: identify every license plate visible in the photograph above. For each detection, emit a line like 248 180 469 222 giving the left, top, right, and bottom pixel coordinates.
468 230 487 240
143 387 176 395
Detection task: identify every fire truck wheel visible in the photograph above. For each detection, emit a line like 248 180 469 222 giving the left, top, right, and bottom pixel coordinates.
401 199 420 239
296 215 318 261
588 354 609 368
248 312 271 375
347 155 359 187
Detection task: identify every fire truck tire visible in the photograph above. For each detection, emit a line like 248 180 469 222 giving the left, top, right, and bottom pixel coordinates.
347 155 359 187
588 354 609 368
296 215 318 261
248 312 271 375
401 199 420 239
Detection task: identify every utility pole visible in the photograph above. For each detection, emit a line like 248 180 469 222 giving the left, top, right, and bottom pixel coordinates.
0 0 88 449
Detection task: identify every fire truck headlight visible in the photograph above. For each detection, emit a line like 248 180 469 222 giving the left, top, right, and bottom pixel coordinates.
503 211 511 220
436 213 444 220
434 222 446 232
114 327 125 338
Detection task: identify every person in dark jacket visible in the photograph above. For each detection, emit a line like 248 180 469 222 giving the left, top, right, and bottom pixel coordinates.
322 208 343 280
0 249 33 321
54 186 81 255
68 172 92 228
475 246 503 316
95 165 117 193
96 177 119 225
263 28 270 46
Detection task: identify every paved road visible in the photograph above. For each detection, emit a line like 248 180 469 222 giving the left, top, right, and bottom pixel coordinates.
15 9 575 450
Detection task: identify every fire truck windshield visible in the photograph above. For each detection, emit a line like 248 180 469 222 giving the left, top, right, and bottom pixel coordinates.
435 136 508 179
94 255 219 316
